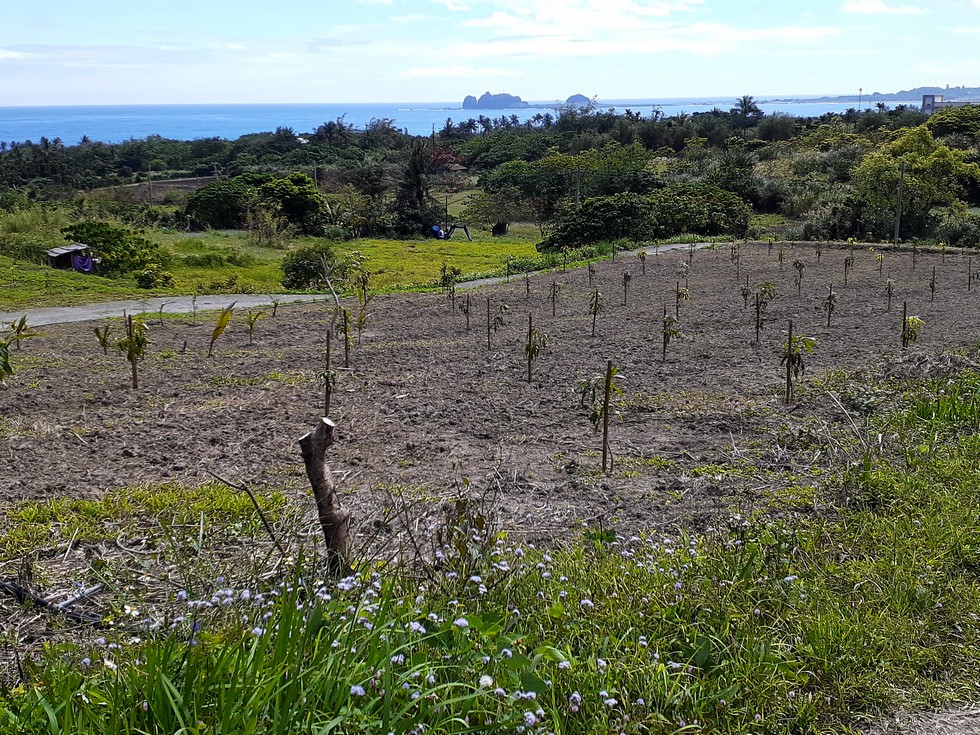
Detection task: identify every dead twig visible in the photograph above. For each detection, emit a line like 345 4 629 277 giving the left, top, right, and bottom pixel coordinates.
204 471 288 560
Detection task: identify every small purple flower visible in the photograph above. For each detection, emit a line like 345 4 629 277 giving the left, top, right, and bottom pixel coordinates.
80 657 91 668
580 599 594 609
350 685 366 697
452 617 469 629
558 660 571 670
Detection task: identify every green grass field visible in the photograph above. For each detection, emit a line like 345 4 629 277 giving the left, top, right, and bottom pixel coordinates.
0 213 543 310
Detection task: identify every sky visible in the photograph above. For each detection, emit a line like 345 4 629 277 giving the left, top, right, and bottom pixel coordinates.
1 0 979 106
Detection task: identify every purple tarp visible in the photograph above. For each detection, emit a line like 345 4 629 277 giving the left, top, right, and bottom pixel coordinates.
71 253 94 274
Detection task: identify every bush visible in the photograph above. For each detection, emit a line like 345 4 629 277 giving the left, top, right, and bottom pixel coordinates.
539 193 656 251
61 221 167 275
647 183 751 239
281 242 361 290
134 264 175 289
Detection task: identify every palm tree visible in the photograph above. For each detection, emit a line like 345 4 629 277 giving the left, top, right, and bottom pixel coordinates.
732 95 762 118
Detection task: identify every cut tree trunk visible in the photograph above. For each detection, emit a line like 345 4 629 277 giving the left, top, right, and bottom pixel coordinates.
298 418 350 576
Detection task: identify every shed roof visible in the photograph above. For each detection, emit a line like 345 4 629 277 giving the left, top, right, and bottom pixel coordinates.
46 243 90 258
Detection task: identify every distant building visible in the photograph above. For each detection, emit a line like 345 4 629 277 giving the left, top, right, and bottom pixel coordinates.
922 94 976 114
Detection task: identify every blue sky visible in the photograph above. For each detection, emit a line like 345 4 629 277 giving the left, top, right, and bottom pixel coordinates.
1 0 978 105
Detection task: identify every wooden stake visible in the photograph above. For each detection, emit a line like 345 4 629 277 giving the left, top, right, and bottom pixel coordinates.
785 320 793 405
324 329 332 417
602 359 613 473
526 313 533 384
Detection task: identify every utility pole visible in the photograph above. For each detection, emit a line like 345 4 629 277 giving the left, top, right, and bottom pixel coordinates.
894 160 906 246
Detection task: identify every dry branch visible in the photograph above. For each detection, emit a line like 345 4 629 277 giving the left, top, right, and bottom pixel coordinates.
298 418 351 577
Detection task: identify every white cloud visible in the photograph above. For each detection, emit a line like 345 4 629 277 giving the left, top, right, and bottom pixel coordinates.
0 49 31 59
402 64 521 78
841 0 926 14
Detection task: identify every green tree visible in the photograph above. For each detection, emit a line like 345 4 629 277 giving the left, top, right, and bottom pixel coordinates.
60 221 165 275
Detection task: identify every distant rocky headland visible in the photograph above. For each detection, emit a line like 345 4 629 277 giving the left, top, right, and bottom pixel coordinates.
462 92 529 110
461 92 593 110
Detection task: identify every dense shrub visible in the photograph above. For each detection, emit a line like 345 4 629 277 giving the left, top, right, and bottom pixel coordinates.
539 193 655 251
61 221 167 275
185 179 253 230
134 264 176 289
280 242 358 290
647 183 751 239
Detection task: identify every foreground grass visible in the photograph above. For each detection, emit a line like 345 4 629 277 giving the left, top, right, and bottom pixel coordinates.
3 369 980 733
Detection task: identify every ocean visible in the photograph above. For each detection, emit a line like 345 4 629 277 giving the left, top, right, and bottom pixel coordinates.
0 98 922 145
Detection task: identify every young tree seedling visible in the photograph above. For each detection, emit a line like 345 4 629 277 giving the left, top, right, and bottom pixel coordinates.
677 262 690 289
318 330 337 417
208 302 236 358
94 323 113 355
609 242 617 262
246 309 266 346
486 297 507 350
740 275 752 308
589 288 604 337
912 244 919 270
824 283 837 328
969 257 973 292
342 308 352 367
885 278 895 312
816 240 823 263
6 316 42 351
461 294 471 330
675 281 690 318
754 281 776 344
588 262 597 287
622 270 632 306
524 314 548 383
844 254 855 286
562 246 569 272
356 285 374 344
662 305 681 362
524 272 531 299
940 241 947 263
638 249 647 275
778 245 786 270
781 320 815 404
793 259 806 296
549 281 563 317
688 242 695 266
268 295 282 317
930 265 937 302
117 313 149 389
902 302 923 349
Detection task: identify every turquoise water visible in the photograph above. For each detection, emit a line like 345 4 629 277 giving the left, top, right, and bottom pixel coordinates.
0 98 920 145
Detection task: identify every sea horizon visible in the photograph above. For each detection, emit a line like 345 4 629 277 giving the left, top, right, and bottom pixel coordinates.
0 96 923 145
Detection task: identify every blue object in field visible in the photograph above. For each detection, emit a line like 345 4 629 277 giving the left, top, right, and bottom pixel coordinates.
432 225 444 238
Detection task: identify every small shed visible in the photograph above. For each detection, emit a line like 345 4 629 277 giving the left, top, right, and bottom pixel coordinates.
46 243 95 273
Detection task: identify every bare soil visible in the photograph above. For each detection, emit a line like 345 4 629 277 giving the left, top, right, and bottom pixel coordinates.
2 242 977 540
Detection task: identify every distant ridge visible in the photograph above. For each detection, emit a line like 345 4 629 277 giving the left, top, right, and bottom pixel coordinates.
767 85 980 104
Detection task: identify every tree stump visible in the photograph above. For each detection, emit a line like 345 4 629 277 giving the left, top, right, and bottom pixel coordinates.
298 418 350 576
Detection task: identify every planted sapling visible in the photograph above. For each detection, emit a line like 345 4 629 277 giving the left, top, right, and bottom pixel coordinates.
781 320 815 404
356 285 374 344
930 265 937 302
754 281 776 344
675 281 690 318
317 331 337 417
816 240 823 263
662 305 681 362
486 297 508 350
268 295 282 317
940 241 947 262
589 288 604 337
768 236 774 255
246 309 265 345
549 281 563 317
622 270 632 306
6 316 41 351
793 259 806 296
116 314 149 389
524 272 531 299
588 262 597 287
824 284 837 328
94 323 113 355
778 245 786 269
902 302 923 349
524 314 548 383
876 251 884 278
844 254 855 286
638 249 647 275
739 275 751 308
342 308 352 367
677 262 690 288
208 302 236 358
461 294 471 330
885 278 895 312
